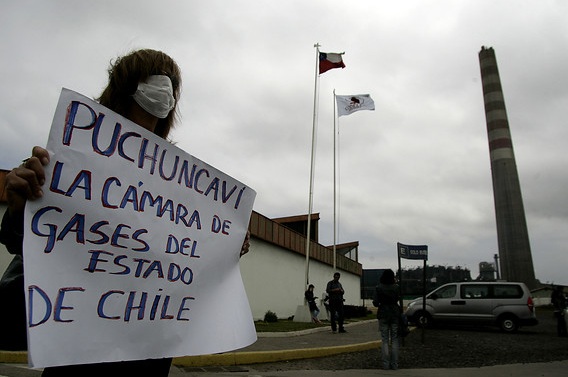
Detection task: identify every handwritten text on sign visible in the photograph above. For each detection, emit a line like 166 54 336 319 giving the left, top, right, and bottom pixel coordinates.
24 89 256 368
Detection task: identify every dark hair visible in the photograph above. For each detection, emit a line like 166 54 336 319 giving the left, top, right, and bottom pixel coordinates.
380 269 396 285
308 284 314 289
97 49 182 139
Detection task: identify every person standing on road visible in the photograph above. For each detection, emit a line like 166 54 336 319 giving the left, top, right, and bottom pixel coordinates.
373 269 400 370
551 285 567 337
326 272 346 333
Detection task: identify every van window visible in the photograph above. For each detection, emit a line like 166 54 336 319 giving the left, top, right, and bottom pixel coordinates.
494 285 523 298
432 284 456 299
461 285 489 299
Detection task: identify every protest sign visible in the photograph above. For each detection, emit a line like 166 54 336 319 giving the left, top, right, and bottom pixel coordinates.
23 89 257 368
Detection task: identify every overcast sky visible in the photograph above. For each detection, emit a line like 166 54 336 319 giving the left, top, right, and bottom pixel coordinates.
1 0 567 285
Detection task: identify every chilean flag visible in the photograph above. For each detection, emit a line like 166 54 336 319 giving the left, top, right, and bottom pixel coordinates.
319 52 345 74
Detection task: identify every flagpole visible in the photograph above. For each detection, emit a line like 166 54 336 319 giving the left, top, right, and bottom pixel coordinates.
333 89 337 271
305 43 320 287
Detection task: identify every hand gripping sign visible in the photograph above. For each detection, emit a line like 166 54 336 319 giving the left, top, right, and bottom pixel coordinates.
23 89 257 368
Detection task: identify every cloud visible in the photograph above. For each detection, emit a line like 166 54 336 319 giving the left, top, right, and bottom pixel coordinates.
1 0 566 284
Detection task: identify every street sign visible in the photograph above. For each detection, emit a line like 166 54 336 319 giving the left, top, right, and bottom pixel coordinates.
397 242 428 261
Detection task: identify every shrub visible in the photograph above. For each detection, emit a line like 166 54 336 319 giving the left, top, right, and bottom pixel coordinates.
344 305 368 319
263 310 278 323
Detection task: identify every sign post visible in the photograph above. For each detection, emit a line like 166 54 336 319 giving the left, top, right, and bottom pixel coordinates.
397 242 428 344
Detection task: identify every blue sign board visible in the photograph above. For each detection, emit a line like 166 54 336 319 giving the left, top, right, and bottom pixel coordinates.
397 242 428 260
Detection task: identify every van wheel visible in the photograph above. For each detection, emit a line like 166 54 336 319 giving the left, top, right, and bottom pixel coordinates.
413 311 432 328
499 315 518 332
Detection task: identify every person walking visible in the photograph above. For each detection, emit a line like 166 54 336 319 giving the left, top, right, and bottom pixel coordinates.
373 269 400 370
326 272 346 333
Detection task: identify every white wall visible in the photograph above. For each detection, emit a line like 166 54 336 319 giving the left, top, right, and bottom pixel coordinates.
239 237 361 320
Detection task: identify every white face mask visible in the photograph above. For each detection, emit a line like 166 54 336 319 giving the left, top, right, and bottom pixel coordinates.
132 75 175 119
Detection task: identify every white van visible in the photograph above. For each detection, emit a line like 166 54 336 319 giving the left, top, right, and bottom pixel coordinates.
404 282 538 332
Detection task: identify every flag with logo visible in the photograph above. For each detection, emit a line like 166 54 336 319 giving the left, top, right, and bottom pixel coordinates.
319 52 345 74
336 94 375 117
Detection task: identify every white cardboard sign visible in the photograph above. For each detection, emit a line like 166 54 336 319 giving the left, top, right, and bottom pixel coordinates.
23 89 257 368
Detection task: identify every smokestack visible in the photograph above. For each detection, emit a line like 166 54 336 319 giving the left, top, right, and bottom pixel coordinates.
478 46 537 289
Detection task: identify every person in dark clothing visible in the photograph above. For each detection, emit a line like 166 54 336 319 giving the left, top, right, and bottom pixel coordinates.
373 269 400 370
0 254 26 350
326 272 346 333
551 285 567 337
0 48 182 377
0 49 251 376
304 284 321 323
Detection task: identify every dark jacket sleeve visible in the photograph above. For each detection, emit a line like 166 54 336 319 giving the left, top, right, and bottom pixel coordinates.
0 210 24 256
0 211 27 350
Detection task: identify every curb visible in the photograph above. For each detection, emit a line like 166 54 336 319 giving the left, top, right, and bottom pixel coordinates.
258 319 375 338
0 320 382 367
0 351 27 364
172 340 381 367
0 341 381 368
174 320 381 367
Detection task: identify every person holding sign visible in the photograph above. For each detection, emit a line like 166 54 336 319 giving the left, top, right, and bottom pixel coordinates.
0 49 251 376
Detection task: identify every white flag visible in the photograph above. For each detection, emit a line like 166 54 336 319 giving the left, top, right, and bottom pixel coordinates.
336 94 375 117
